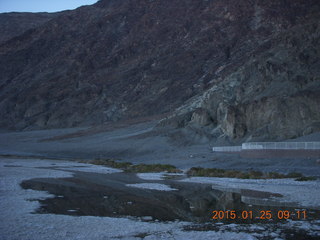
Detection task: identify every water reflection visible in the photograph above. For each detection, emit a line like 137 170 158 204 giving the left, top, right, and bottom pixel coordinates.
20 172 319 223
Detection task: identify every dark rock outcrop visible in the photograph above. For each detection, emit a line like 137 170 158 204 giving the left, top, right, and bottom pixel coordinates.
0 0 319 141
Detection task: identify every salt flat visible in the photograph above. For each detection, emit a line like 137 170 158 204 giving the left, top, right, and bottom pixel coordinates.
1 157 319 240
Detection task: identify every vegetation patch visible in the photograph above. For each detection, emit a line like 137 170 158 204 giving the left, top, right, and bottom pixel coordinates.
89 158 182 173
126 163 181 173
295 176 317 181
285 172 304 178
91 158 133 169
186 167 317 180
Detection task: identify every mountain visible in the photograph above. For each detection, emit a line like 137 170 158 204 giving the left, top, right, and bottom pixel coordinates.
0 12 60 44
0 0 319 141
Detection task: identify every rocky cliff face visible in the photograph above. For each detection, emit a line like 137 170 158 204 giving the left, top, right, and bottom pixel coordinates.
161 19 320 141
0 0 319 141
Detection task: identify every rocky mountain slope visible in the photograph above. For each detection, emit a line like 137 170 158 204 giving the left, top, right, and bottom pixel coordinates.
0 12 60 44
0 0 319 141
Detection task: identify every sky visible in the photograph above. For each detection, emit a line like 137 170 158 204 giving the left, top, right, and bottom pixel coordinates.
0 0 99 13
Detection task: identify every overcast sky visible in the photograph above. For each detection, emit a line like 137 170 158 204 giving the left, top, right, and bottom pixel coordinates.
0 0 99 13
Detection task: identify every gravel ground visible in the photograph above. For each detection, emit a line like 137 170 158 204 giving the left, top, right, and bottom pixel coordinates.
0 121 319 175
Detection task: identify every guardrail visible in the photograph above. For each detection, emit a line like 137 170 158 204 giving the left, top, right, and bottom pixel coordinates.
242 142 320 150
212 146 242 152
212 142 320 152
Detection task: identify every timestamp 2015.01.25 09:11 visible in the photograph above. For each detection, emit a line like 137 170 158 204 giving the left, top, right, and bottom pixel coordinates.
211 210 307 220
